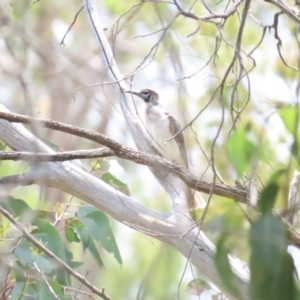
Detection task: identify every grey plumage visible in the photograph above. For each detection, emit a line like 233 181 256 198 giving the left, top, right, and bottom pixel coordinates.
126 88 205 213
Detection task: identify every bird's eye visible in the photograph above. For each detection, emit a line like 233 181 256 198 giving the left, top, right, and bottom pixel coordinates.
141 91 150 97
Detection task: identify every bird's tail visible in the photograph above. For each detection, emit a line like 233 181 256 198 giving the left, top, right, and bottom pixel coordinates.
192 190 206 209
187 190 206 220
176 180 206 219
184 186 206 215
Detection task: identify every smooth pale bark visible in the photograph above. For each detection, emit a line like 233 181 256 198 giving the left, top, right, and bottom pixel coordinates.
0 0 250 298
83 1 250 297
0 104 249 299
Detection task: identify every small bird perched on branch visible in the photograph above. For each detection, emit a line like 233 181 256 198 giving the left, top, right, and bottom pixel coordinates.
126 88 205 215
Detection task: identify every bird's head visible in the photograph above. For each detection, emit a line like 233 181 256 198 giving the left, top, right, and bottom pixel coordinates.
126 89 159 105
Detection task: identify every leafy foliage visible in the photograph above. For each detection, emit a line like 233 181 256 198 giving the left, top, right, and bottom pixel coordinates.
249 173 298 300
215 235 242 299
279 105 300 165
228 124 257 178
249 214 296 300
0 197 121 299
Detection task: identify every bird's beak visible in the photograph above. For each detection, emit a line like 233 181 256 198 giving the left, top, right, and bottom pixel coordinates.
125 90 140 97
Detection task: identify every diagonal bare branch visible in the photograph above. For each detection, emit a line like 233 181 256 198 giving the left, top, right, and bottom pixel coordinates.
0 102 250 300
0 110 248 204
0 205 111 300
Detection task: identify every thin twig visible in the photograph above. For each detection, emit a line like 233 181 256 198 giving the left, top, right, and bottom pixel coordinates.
33 263 59 300
190 126 225 184
0 206 111 300
60 6 84 46
28 0 40 9
173 0 243 21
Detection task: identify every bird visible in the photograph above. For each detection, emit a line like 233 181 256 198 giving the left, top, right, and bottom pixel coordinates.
126 88 205 214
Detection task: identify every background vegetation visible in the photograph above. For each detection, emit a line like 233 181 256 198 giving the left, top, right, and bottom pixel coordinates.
0 0 299 299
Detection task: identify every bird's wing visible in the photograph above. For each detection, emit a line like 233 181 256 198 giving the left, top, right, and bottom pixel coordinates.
166 113 189 168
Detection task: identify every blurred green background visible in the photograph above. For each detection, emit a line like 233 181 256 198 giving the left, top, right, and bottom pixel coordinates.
0 0 299 299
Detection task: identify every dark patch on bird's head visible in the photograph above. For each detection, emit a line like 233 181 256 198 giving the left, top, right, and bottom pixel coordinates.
126 89 159 105
138 89 156 102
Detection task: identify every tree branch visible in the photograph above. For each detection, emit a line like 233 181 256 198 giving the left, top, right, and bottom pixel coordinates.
0 110 248 204
173 0 244 21
0 148 113 162
0 104 250 300
264 0 300 23
83 0 199 213
0 205 111 300
0 173 35 190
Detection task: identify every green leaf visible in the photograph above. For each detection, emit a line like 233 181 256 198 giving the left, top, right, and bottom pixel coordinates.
0 196 37 222
278 105 298 135
31 219 65 259
14 239 36 264
48 280 73 300
269 169 287 183
67 260 83 269
0 197 54 225
36 280 72 300
228 125 256 178
27 283 39 299
83 210 122 265
64 221 80 243
101 172 130 195
10 281 26 299
87 237 105 268
249 215 295 300
73 221 91 250
35 254 55 274
37 283 57 300
68 216 92 249
278 106 300 164
77 206 121 265
68 216 104 268
257 169 286 214
257 182 279 215
274 252 296 300
77 205 98 218
215 235 241 299
31 219 70 285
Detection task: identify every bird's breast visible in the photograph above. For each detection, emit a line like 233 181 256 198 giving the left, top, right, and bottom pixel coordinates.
145 107 184 166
